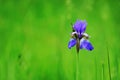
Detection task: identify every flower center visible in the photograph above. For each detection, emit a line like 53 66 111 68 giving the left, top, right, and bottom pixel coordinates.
71 32 89 40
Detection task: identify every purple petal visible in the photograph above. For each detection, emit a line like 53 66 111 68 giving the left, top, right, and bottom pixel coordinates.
68 39 76 49
73 20 87 34
80 38 94 51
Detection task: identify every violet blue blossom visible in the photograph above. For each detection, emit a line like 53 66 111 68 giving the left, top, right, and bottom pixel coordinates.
68 20 94 53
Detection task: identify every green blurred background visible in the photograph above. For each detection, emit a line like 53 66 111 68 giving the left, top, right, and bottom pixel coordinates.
0 0 120 80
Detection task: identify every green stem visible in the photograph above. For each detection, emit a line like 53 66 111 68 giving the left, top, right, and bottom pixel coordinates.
76 53 79 80
95 57 97 80
106 43 111 80
102 63 105 80
115 54 119 80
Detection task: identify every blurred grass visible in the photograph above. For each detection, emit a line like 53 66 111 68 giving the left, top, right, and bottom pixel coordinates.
0 0 120 80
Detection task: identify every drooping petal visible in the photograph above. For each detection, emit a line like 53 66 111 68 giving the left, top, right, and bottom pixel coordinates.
80 38 94 51
68 39 76 49
73 20 87 34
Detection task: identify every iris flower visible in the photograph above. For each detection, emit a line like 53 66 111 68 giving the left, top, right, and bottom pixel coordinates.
68 20 94 53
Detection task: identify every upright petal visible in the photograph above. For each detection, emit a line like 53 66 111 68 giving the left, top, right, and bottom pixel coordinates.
80 20 87 34
80 38 94 51
73 20 87 34
68 39 76 49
